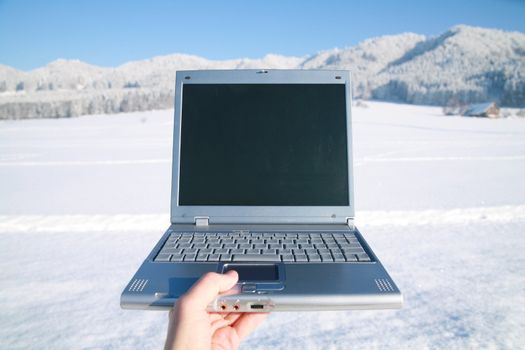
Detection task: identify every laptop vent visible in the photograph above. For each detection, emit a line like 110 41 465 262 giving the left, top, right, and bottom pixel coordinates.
375 278 394 292
128 278 148 292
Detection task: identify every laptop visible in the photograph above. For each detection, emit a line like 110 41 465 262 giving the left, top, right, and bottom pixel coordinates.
121 69 403 312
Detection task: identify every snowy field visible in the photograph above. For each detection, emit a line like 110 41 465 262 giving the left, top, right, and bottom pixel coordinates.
1 102 524 349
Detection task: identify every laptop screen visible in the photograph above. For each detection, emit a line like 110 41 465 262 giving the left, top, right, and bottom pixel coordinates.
178 83 349 206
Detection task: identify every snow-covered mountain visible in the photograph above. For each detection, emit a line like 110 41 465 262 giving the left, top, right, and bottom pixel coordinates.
1 25 524 119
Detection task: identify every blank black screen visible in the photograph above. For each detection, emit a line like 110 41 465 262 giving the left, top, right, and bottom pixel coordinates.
179 84 349 206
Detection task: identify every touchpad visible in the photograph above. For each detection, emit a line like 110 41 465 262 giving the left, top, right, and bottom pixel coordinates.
223 264 279 281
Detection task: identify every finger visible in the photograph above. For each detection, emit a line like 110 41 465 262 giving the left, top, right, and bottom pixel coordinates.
208 312 225 323
224 312 243 324
232 313 268 340
210 312 243 332
210 318 232 333
184 270 239 307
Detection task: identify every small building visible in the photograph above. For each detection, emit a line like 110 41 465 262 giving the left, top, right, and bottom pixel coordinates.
462 102 500 118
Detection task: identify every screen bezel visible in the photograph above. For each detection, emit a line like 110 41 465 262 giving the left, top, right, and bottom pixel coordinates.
170 69 355 224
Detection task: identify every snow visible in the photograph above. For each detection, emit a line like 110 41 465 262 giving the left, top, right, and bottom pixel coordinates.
1 102 525 349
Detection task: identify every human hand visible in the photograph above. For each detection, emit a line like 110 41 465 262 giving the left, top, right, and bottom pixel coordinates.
164 271 268 350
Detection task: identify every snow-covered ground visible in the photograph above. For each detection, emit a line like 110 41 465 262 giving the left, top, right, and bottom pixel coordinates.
1 102 524 349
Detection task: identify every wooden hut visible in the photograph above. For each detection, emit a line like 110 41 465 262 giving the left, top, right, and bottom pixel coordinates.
462 102 500 118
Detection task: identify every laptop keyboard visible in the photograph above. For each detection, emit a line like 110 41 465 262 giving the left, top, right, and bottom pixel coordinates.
154 231 372 263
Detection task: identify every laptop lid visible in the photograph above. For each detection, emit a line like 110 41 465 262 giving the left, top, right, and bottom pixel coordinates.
170 69 354 225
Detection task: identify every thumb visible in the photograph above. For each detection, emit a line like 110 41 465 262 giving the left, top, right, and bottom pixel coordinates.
183 270 239 308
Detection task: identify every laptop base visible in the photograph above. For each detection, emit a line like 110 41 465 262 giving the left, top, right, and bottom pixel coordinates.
121 224 402 311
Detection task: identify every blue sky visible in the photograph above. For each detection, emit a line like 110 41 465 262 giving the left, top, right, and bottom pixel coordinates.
0 0 524 71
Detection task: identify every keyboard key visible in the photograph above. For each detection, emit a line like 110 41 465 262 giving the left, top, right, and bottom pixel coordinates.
356 253 371 262
345 254 358 262
281 254 294 262
330 247 343 254
294 254 308 262
184 254 197 261
262 249 277 255
246 249 260 254
171 254 184 262
320 254 334 262
308 255 321 262
341 243 362 248
230 248 245 254
207 254 220 261
214 248 229 254
155 253 171 262
220 254 232 261
343 248 365 254
196 253 208 261
161 248 182 254
233 255 281 262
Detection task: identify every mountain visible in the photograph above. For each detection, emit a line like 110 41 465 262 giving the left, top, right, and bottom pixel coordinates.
1 25 524 119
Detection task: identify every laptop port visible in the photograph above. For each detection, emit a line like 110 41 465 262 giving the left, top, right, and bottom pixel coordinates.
250 304 264 310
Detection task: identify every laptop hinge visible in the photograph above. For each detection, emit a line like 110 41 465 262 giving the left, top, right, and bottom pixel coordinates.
194 216 209 226
346 217 355 230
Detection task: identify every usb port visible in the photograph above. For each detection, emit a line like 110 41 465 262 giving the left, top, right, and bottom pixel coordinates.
250 304 264 309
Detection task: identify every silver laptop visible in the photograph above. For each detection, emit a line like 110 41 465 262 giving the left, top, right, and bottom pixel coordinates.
121 69 403 312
